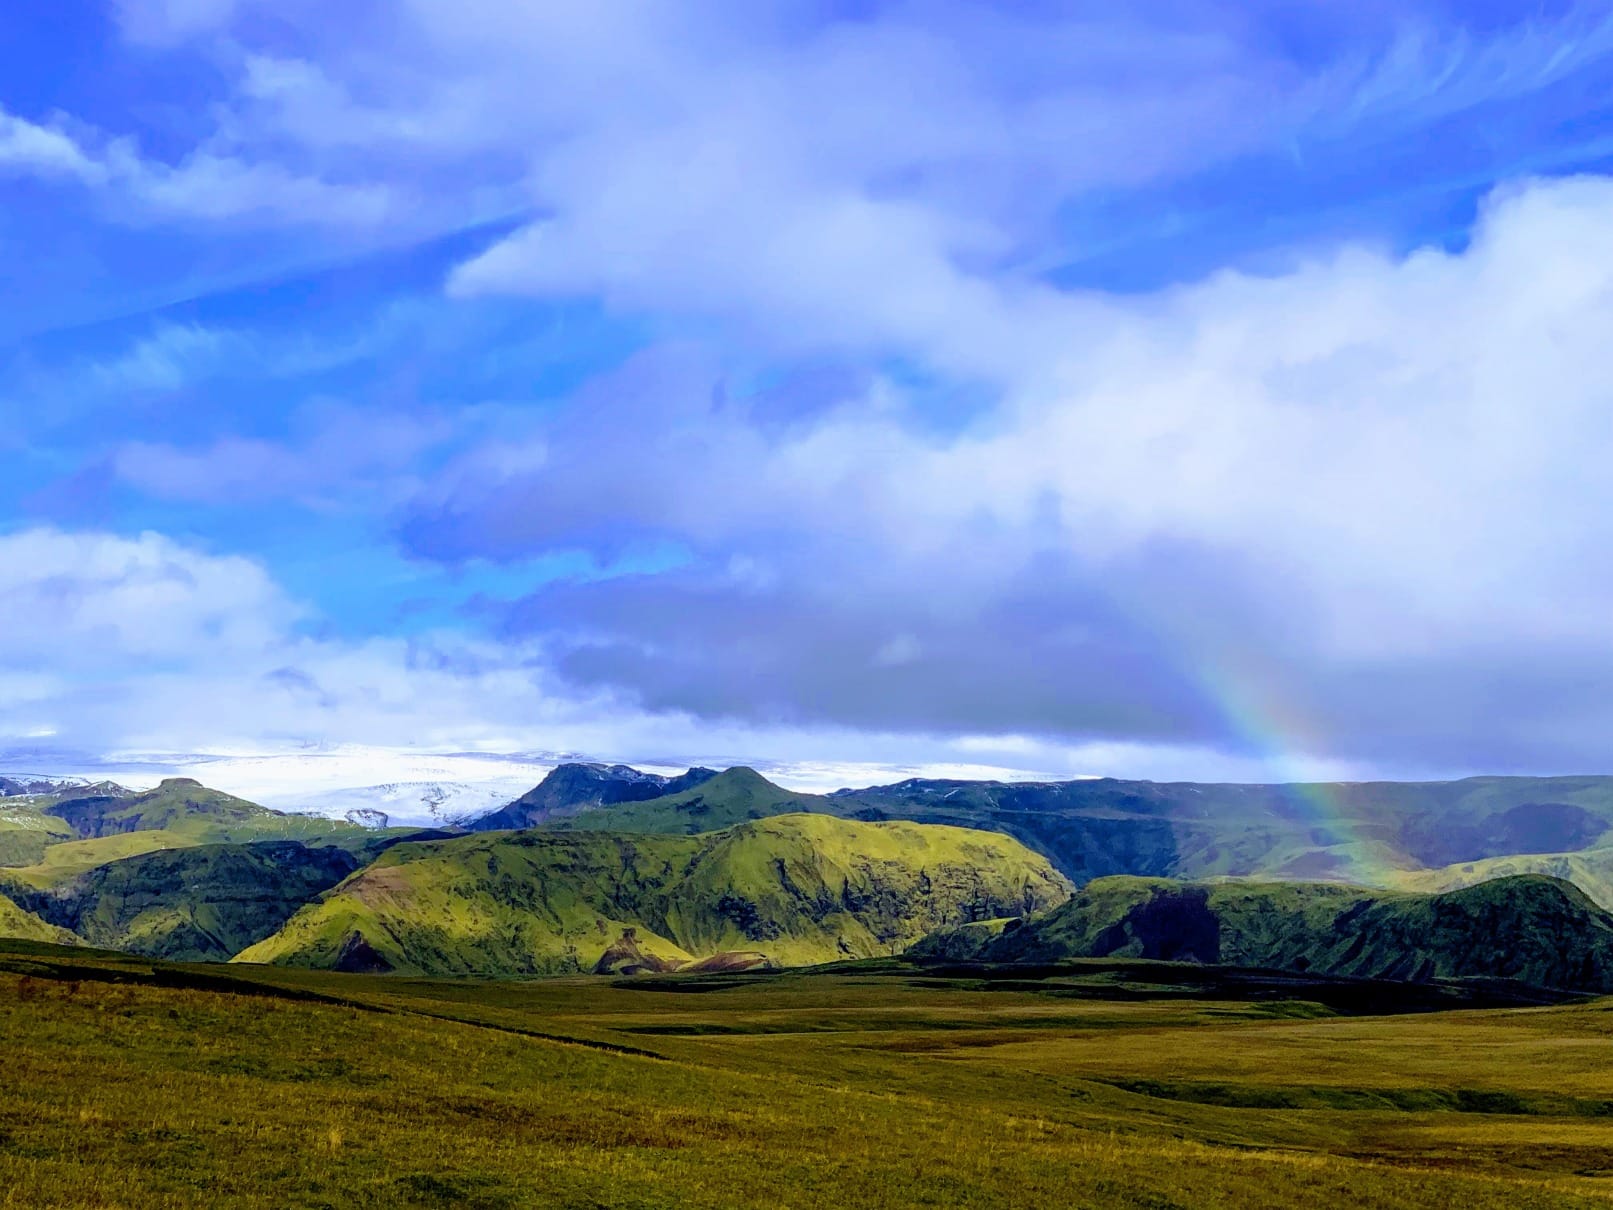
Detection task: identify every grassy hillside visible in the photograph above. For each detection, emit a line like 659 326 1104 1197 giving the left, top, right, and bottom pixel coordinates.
1390 845 1613 909
914 873 1613 993
43 778 366 844
834 773 1613 886
7 841 379 962
0 890 77 944
0 779 400 890
4 940 1613 1207
0 829 207 889
239 813 1070 975
483 764 1613 903
0 800 75 866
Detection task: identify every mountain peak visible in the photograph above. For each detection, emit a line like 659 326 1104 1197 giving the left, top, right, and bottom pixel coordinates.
469 762 721 832
708 766 771 787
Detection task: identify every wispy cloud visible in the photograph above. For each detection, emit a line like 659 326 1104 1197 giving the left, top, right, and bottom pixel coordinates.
0 103 393 228
1306 4 1613 141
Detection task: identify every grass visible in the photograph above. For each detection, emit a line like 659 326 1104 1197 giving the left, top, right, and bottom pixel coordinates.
1392 846 1613 910
0 803 76 867
1 831 198 888
3 941 1613 1207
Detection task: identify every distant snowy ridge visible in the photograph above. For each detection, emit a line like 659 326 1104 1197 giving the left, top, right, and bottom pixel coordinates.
284 781 532 827
0 747 1068 827
0 773 95 796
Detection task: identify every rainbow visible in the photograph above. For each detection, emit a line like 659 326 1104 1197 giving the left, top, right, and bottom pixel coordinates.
1184 643 1403 886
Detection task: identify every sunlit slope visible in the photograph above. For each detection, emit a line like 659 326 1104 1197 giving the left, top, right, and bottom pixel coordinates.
498 766 1613 895
239 814 1070 975
0 779 400 891
0 830 211 889
0 889 77 945
1388 846 1613 909
913 873 1613 993
0 803 76 867
42 778 367 845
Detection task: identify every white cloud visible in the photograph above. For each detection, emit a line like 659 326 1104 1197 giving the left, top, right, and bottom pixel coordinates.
88 324 235 392
0 112 106 182
405 175 1613 772
0 102 393 228
113 402 450 507
0 526 1170 779
0 528 298 670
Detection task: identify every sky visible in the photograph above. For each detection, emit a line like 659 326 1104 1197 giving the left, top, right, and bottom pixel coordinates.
5 0 1613 784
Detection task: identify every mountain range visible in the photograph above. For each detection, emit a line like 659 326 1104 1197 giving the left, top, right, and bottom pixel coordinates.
5 761 1613 994
910 872 1613 993
458 762 1613 905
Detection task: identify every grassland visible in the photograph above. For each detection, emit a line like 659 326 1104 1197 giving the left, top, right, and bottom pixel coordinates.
3 940 1613 1208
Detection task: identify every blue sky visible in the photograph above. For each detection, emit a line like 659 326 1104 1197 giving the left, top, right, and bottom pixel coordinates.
6 0 1613 780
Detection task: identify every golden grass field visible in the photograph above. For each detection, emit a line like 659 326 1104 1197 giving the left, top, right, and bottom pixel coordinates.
3 943 1612 1208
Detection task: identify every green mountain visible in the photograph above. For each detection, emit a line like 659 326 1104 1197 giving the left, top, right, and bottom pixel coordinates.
544 766 1613 901
912 873 1613 993
238 813 1070 976
477 766 1613 902
13 764 1613 989
0 802 76 867
542 766 839 835
1388 846 1613 910
6 840 386 962
1 778 399 887
470 762 718 830
42 778 360 843
834 775 1613 887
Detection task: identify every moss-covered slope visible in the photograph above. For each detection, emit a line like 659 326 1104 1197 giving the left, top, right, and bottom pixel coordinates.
0 779 395 892
238 814 1070 976
0 889 77 945
9 841 383 962
912 873 1613 993
0 802 75 867
43 778 364 845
